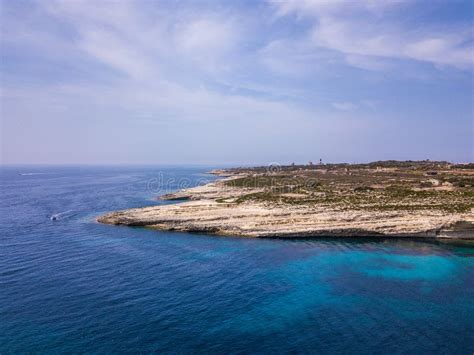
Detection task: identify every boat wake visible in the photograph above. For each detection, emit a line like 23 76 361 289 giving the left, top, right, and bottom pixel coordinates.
50 210 75 221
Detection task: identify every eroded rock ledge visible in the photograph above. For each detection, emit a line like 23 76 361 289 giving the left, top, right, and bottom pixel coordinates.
98 161 474 239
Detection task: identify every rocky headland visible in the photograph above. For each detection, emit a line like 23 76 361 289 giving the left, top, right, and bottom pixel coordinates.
98 161 474 239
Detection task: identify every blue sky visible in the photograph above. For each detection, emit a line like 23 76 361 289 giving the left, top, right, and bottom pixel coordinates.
1 0 473 165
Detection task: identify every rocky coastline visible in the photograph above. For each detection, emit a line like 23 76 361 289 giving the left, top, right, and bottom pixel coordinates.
97 162 474 239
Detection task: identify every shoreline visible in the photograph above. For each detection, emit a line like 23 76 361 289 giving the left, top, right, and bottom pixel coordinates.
97 162 474 240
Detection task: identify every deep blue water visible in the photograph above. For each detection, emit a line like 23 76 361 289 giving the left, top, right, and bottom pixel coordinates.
1 166 473 354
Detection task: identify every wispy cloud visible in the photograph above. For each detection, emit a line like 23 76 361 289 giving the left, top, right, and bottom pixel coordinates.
271 0 473 69
1 0 472 164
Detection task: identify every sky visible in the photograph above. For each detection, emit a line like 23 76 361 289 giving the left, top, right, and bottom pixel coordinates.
1 0 473 165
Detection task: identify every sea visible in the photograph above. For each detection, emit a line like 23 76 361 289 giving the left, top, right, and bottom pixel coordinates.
1 166 473 353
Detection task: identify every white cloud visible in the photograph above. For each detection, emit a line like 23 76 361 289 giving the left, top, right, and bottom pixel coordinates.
270 0 404 18
38 0 245 81
271 0 474 70
176 19 237 53
1 0 472 164
79 28 155 79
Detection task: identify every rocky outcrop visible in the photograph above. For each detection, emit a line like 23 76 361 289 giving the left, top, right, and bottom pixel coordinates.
97 179 474 239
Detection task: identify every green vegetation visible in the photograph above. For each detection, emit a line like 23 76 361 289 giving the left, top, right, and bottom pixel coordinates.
217 161 474 214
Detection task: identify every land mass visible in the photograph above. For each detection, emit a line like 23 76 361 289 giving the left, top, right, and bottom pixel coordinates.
98 161 474 239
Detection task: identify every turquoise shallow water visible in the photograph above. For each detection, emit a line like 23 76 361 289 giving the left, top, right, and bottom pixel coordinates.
1 166 473 353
